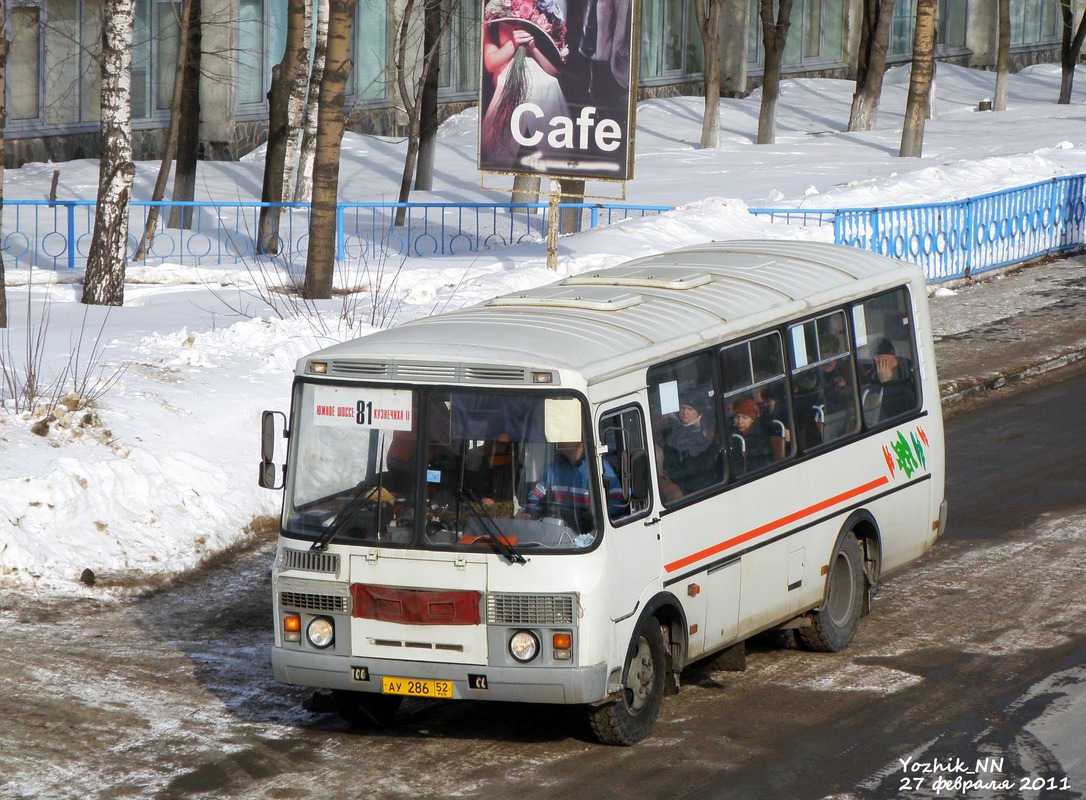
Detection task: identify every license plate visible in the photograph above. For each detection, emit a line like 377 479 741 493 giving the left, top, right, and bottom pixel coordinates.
381 676 454 699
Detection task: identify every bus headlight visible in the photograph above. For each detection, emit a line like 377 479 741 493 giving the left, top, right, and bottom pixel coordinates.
509 630 539 662
306 617 335 649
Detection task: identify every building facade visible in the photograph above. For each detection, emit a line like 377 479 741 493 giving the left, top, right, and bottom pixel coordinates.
2 0 1074 167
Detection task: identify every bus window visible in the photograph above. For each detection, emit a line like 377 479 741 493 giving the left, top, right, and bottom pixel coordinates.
789 311 859 448
720 332 795 476
599 406 651 523
852 288 921 426
648 353 724 505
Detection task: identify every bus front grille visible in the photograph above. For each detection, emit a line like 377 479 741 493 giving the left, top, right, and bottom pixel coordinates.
280 591 349 614
487 593 576 625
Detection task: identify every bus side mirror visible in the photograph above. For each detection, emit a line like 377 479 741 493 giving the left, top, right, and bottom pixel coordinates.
622 448 651 502
259 410 287 490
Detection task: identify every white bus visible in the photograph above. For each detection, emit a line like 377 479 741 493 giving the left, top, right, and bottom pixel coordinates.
259 240 946 745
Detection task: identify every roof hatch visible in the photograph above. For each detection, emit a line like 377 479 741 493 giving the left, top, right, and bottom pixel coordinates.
562 267 713 290
486 286 643 312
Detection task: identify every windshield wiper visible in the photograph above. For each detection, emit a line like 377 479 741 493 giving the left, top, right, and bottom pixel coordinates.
311 481 384 551
459 488 528 565
312 435 389 552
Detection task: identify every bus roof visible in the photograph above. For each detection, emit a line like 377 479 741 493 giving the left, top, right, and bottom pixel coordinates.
304 240 924 386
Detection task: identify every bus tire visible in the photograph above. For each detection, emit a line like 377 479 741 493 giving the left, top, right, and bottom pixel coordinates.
332 689 403 728
588 617 667 746
797 532 864 653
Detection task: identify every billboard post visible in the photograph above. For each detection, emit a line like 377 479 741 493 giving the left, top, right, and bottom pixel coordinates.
546 180 561 270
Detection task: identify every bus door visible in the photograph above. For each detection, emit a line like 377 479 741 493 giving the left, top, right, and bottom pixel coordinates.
598 402 660 622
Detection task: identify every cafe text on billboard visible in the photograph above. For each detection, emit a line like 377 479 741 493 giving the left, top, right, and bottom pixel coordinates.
478 0 635 182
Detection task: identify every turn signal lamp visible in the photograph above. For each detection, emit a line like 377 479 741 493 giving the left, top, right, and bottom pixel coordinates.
283 613 302 642
552 631 572 660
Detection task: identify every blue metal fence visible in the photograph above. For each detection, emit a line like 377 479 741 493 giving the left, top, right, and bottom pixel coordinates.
0 199 670 271
5 175 1085 282
751 175 1086 282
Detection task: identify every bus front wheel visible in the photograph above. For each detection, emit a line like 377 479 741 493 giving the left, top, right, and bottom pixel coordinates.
588 617 667 746
798 532 865 653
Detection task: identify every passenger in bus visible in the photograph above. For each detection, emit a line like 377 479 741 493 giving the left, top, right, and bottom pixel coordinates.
794 333 856 445
863 337 917 421
750 382 790 459
792 369 824 450
518 441 623 533
463 435 517 517
728 396 774 476
659 390 721 496
821 334 855 440
818 334 855 416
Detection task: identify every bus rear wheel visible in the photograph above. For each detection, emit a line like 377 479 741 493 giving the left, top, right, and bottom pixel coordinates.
588 617 667 746
332 689 403 728
797 532 864 653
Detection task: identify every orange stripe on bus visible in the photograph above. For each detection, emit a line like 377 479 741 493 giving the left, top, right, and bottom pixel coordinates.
664 476 891 573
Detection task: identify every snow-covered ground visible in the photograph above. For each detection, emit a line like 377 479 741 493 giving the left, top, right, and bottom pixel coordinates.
2 61 1085 594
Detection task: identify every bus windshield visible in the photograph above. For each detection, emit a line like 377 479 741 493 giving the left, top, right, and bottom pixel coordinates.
283 382 616 554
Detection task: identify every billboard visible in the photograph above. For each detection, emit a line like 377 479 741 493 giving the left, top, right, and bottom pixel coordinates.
478 0 635 182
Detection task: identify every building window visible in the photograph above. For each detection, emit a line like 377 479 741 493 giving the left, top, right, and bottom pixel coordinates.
640 0 704 81
9 0 96 129
438 0 480 98
1011 0 1059 46
8 4 42 121
155 2 182 112
346 0 387 102
238 0 270 105
131 0 190 118
889 0 967 58
748 0 846 71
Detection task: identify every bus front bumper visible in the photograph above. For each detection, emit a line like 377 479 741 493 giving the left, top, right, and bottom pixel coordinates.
272 646 610 705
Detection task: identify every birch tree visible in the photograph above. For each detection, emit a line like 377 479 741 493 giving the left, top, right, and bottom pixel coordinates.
1057 0 1086 104
992 0 1009 111
303 0 356 300
848 0 894 132
294 0 329 203
899 0 936 158
696 0 726 148
0 0 8 328
757 0 793 145
279 0 312 202
82 0 136 307
259 0 310 254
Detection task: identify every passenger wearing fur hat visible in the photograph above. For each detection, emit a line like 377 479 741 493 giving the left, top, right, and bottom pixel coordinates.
678 390 710 426
660 389 720 497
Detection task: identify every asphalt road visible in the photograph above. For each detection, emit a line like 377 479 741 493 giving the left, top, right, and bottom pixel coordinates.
1 364 1084 800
